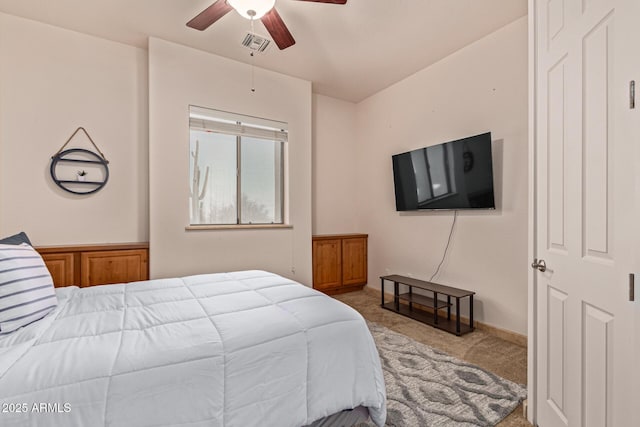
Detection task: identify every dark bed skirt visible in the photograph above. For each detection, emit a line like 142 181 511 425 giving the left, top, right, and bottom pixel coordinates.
304 406 370 427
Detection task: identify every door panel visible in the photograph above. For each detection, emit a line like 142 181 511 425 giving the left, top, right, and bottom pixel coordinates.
582 15 613 260
546 285 568 420
548 0 565 44
547 59 567 252
582 303 613 427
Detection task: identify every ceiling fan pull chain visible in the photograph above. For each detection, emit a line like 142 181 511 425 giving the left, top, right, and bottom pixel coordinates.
250 18 256 93
250 52 256 93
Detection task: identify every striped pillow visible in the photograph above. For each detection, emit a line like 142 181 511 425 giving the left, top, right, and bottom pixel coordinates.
0 243 57 335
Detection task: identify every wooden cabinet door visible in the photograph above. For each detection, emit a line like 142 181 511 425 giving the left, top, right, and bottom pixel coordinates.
41 253 75 287
342 237 367 286
312 239 342 290
81 249 148 287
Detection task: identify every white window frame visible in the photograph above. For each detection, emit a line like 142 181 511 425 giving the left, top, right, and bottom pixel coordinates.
187 105 289 229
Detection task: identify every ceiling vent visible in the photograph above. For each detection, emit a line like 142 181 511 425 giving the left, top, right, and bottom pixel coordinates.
241 32 272 53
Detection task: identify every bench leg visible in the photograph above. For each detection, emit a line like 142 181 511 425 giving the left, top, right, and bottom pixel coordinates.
469 295 474 329
380 278 385 307
433 292 438 324
455 298 461 335
394 282 399 311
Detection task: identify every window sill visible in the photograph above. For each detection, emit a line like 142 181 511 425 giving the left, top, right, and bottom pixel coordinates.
185 224 293 231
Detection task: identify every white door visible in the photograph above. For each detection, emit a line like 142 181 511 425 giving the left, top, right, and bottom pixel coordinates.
533 0 639 426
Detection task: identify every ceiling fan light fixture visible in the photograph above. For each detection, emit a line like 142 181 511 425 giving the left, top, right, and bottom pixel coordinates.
227 0 276 20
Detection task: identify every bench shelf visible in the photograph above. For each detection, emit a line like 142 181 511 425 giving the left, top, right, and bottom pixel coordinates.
380 274 475 336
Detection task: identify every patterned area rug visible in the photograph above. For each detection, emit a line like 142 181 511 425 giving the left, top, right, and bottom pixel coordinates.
360 322 527 427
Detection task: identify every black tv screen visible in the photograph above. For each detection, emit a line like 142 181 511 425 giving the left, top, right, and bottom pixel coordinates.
392 132 495 211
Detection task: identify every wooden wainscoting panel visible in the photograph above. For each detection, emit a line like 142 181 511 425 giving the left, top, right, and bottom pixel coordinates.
41 253 75 287
36 243 149 288
80 249 148 287
312 234 368 294
342 237 367 286
312 238 342 290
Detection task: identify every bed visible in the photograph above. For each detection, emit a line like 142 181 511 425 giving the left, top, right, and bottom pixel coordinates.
0 270 386 426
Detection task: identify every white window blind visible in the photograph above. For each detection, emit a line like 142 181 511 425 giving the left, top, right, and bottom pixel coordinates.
189 106 288 142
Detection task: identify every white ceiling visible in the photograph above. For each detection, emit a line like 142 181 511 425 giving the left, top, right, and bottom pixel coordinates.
0 0 527 102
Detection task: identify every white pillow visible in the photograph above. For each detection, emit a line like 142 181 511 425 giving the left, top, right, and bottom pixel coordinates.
0 243 57 335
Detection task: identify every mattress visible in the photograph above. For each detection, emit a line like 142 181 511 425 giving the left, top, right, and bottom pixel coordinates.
0 270 386 427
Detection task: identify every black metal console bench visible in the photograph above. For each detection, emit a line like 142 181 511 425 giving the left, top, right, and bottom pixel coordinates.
380 274 475 336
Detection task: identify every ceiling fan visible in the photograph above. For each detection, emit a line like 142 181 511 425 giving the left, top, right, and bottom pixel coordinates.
187 0 348 50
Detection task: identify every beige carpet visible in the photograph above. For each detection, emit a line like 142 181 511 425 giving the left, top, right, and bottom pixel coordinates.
334 288 532 427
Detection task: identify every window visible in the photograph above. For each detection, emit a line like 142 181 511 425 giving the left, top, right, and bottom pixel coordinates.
189 106 286 226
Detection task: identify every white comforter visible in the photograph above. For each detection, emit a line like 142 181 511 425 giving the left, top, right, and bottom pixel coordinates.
0 270 386 427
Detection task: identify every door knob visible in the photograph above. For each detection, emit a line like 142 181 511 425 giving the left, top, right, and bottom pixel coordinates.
531 258 547 272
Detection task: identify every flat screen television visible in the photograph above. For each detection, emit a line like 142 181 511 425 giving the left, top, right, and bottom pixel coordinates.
392 132 495 211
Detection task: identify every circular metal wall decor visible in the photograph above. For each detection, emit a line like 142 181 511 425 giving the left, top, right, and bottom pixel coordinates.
50 127 110 195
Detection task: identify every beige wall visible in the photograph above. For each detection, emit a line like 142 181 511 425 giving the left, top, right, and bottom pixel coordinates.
148 38 312 284
352 17 528 334
312 94 359 235
0 13 148 245
311 16 531 335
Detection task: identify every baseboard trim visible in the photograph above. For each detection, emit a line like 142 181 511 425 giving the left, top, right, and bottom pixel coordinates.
362 286 527 347
473 318 527 347
317 284 366 296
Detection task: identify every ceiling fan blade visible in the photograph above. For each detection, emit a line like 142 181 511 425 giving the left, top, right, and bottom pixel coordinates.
187 0 234 31
261 8 296 50
295 0 347 4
